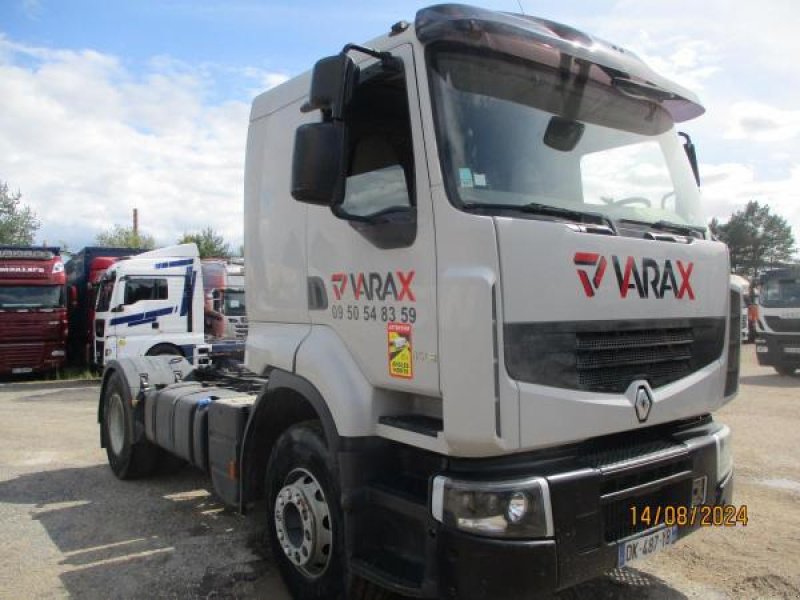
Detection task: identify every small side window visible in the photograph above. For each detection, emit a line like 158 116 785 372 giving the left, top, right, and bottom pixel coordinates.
124 278 168 305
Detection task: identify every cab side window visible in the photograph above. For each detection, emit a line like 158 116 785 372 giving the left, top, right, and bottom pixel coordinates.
124 278 168 305
340 62 414 218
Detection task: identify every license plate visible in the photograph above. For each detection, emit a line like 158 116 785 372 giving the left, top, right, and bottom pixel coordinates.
618 526 678 567
783 347 800 355
11 367 33 374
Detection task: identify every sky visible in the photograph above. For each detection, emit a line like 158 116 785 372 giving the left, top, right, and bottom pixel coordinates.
1 0 799 253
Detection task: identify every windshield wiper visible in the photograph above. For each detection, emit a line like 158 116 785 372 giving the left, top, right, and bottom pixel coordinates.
462 202 615 230
619 218 706 239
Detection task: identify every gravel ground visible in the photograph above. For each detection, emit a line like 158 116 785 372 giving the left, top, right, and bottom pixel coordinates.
0 346 798 599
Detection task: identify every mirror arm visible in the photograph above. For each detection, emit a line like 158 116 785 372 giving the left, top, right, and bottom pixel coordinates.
678 131 700 187
341 43 391 62
341 44 402 74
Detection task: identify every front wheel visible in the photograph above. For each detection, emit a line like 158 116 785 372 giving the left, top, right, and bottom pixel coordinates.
102 371 159 479
265 422 346 599
775 365 796 376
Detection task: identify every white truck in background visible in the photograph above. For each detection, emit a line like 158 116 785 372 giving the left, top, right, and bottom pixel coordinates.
755 266 800 375
94 244 244 367
97 5 740 599
202 259 248 340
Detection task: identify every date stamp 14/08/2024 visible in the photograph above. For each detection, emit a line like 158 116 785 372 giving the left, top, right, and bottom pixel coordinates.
630 504 749 528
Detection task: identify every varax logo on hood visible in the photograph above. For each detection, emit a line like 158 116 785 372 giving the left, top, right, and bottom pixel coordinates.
574 252 695 300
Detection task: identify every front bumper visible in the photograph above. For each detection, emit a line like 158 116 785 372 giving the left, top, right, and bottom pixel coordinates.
755 333 800 367
436 420 733 600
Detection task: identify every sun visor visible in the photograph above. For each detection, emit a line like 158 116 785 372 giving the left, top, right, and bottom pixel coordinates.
415 4 704 122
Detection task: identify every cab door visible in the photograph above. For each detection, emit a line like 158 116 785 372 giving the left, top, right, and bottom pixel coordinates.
306 43 439 396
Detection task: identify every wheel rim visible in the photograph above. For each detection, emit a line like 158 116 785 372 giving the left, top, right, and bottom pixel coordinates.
107 392 126 456
274 468 332 578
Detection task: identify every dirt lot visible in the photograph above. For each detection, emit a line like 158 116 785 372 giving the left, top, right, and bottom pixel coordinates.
0 347 798 599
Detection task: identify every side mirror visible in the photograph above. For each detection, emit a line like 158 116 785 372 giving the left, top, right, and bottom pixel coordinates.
302 54 357 119
291 121 347 206
111 304 124 313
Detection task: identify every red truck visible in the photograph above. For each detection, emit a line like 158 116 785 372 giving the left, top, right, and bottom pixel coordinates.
0 246 68 375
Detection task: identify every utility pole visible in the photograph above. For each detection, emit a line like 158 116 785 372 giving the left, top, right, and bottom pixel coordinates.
133 208 139 238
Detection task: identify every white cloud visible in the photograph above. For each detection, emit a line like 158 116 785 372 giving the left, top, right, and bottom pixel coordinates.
726 102 800 142
0 36 287 251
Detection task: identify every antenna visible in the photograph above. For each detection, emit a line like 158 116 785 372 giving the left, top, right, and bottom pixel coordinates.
516 0 526 14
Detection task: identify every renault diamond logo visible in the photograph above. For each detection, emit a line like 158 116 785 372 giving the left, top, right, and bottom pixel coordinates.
635 386 653 423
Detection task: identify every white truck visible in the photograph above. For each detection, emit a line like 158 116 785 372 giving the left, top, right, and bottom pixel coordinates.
755 266 800 375
94 244 243 367
202 259 248 340
97 6 740 599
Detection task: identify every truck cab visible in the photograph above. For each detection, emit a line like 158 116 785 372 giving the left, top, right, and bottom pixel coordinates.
93 244 206 366
99 6 740 599
0 246 67 374
755 266 800 375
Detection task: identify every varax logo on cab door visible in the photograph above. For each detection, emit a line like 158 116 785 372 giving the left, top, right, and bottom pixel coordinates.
574 252 695 300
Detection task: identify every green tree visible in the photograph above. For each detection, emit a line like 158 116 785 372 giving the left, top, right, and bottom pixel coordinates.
95 225 155 250
0 181 40 245
178 227 231 258
714 201 795 279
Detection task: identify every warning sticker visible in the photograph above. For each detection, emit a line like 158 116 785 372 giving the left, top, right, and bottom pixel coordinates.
388 323 413 379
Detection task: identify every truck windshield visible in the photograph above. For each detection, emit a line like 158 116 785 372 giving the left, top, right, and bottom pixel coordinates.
428 48 705 230
224 290 246 316
0 285 64 309
760 276 800 308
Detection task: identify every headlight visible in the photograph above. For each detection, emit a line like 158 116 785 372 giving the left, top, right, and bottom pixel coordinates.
713 425 733 481
431 475 553 538
52 261 64 273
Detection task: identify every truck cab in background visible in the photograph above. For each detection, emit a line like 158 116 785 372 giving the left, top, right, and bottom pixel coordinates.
65 246 140 366
202 259 247 340
93 244 208 367
0 246 67 375
755 266 800 375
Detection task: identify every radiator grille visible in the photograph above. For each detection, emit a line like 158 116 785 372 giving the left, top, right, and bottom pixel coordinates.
505 318 725 393
764 316 800 333
0 343 45 368
576 329 693 391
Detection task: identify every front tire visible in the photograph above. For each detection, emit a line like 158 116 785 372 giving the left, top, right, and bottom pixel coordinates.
102 371 159 479
775 365 796 376
265 422 346 600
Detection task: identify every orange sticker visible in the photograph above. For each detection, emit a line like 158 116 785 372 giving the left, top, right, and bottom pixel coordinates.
387 323 413 379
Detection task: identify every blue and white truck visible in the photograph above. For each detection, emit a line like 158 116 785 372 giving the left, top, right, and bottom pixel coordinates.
93 244 243 367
